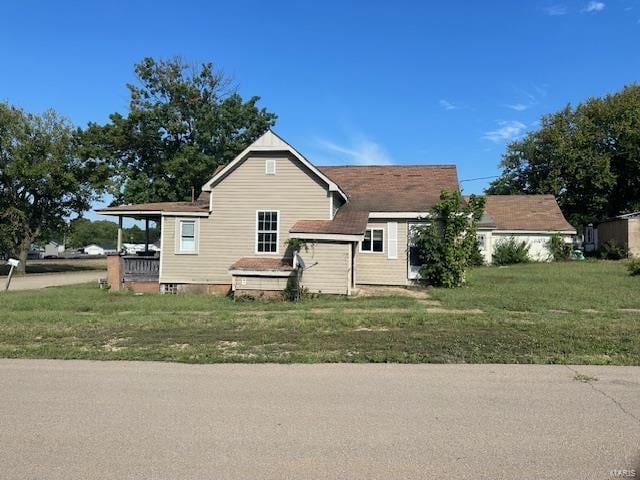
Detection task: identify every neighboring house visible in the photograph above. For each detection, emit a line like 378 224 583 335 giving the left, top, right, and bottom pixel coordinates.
43 241 65 258
477 195 576 263
97 130 575 295
83 244 116 256
584 212 640 256
123 243 160 255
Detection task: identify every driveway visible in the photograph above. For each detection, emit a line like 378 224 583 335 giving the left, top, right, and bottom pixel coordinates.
4 270 104 290
0 361 638 480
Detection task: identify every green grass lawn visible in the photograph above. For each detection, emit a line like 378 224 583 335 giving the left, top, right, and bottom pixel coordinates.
0 260 638 365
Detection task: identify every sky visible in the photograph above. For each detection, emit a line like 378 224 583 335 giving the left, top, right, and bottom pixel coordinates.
1 0 639 221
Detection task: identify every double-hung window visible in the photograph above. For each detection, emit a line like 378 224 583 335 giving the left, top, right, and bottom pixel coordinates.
361 228 384 253
256 211 279 253
178 220 197 253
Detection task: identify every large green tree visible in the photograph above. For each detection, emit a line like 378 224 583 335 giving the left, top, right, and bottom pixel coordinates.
0 103 109 272
487 84 640 227
81 57 277 204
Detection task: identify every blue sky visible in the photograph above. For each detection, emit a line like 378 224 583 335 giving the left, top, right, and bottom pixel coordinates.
1 0 639 221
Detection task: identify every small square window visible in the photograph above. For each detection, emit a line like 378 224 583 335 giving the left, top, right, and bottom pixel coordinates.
361 228 384 253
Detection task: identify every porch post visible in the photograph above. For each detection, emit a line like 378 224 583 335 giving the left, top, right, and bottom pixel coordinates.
144 218 150 253
117 216 123 253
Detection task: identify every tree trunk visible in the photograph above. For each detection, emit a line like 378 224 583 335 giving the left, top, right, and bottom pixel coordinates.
17 237 30 274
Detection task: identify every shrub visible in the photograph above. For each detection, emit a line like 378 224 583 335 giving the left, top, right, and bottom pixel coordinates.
282 273 310 301
468 240 485 267
627 258 640 276
415 191 485 287
492 237 530 266
547 234 572 261
598 240 628 260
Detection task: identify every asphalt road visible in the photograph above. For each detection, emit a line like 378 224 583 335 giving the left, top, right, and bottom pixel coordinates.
1 360 638 480
4 270 104 290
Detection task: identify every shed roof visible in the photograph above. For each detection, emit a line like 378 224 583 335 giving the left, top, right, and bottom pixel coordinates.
482 195 575 232
230 257 294 272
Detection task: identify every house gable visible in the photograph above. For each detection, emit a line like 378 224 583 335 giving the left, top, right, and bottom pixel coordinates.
201 130 347 201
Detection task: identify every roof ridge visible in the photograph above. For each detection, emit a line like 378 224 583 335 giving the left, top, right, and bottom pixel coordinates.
318 164 457 168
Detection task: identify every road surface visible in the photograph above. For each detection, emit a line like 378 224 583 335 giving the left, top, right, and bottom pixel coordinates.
0 360 638 479
4 270 104 291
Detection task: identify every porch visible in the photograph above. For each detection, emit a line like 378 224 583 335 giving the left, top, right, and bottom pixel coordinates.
97 210 162 293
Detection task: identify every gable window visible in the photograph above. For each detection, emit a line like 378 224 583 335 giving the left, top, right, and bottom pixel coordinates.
265 159 276 175
178 220 197 253
361 228 384 253
256 211 279 253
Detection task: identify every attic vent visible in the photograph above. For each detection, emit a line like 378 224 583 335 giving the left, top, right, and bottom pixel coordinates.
265 159 276 175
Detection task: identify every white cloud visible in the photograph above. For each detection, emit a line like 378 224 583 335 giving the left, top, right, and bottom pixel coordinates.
506 103 530 112
439 99 461 111
317 137 393 165
583 1 605 12
483 121 527 143
544 4 568 15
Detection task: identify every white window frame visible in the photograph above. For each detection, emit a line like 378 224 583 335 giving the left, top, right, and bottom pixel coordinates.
265 159 276 175
176 219 198 254
360 228 384 253
255 210 280 254
477 232 487 252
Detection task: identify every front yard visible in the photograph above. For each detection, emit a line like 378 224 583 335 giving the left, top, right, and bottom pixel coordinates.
1 261 639 364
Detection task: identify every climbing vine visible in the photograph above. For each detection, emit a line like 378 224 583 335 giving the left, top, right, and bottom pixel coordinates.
414 191 485 288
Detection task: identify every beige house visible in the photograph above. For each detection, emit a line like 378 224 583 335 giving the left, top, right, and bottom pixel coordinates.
98 130 574 295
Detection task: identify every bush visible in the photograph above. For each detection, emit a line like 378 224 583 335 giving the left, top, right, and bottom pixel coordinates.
547 234 572 261
598 240 628 260
627 258 640 276
492 237 530 266
468 241 485 267
415 191 485 287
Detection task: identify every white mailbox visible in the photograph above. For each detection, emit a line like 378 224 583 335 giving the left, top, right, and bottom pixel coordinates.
7 258 20 268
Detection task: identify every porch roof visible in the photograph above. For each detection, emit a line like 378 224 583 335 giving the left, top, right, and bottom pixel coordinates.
96 201 209 219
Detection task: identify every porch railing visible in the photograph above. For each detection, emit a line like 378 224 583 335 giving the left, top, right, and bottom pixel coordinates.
122 255 160 282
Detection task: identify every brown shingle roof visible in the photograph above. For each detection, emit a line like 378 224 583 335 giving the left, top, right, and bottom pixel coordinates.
290 165 458 236
318 165 459 212
290 208 369 235
230 257 294 272
97 202 208 214
483 195 575 232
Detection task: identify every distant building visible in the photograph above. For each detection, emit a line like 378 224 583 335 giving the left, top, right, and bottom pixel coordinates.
83 244 119 256
584 212 640 256
43 241 65 258
122 243 160 255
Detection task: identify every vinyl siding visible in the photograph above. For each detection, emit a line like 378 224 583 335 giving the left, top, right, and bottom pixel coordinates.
233 275 290 291
490 232 572 262
299 241 350 295
160 153 331 284
356 220 409 286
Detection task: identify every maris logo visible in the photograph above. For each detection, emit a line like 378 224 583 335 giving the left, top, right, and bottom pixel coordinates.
610 469 637 478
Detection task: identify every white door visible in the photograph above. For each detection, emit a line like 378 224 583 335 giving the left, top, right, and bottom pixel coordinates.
407 222 429 279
